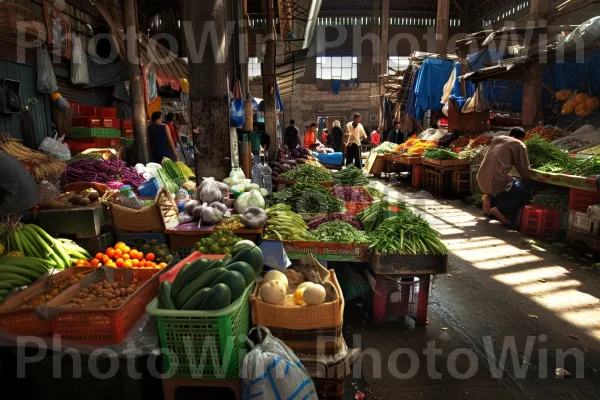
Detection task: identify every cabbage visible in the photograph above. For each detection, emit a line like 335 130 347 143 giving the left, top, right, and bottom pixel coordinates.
234 190 265 214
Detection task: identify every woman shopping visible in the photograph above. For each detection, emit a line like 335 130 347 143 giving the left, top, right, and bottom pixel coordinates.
147 111 179 163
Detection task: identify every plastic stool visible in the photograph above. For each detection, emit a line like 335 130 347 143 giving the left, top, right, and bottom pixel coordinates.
521 205 560 238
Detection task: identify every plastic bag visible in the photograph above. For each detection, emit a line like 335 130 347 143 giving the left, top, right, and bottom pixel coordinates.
40 134 71 160
230 80 244 128
37 46 59 94
71 33 90 85
38 180 61 203
241 326 317 400
441 65 456 105
462 83 489 114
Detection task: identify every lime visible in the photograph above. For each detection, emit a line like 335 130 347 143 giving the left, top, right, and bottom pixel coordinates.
198 246 208 254
209 244 220 254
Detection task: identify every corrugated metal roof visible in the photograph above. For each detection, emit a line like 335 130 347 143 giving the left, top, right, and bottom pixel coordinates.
0 59 52 143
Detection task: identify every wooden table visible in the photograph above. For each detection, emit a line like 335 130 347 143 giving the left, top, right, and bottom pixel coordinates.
383 154 423 185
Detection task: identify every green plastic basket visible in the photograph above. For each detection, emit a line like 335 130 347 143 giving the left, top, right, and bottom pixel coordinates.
175 246 194 259
121 138 135 146
71 128 121 138
146 285 252 378
338 267 371 301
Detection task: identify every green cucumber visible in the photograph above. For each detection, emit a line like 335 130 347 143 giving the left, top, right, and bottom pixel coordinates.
229 243 264 277
171 258 211 298
221 255 232 266
174 268 227 309
225 261 255 286
211 270 246 302
200 283 231 310
204 259 224 272
158 281 177 310
181 287 212 310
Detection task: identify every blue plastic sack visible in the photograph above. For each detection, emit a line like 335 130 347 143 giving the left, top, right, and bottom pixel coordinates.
230 98 245 128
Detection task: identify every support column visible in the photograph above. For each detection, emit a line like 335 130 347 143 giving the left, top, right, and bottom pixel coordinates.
122 0 148 163
435 0 450 57
185 0 232 180
263 0 278 158
521 0 551 126
379 0 389 129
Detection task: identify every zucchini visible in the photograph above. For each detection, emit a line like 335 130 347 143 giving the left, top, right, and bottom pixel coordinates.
221 255 232 266
204 259 224 272
225 261 255 286
200 283 231 310
174 268 227 309
171 258 211 298
158 281 177 310
211 270 246 302
181 287 212 310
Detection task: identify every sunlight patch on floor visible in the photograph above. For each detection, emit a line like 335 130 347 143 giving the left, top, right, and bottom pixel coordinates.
474 254 542 270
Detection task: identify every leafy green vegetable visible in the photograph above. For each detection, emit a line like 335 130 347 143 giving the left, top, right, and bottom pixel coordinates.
423 148 458 160
332 165 369 186
272 183 343 214
369 213 447 255
357 201 408 233
311 221 369 244
280 164 333 182
526 135 570 169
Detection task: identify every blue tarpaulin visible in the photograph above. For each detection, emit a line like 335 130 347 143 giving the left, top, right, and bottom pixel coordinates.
412 58 454 120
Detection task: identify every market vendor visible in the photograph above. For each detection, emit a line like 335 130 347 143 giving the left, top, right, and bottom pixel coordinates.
344 113 368 169
477 127 533 226
304 123 318 148
0 151 39 222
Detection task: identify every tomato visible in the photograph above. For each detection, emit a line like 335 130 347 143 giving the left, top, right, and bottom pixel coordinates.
123 246 131 254
114 249 123 258
90 259 100 267
123 261 133 269
122 253 130 260
145 253 156 262
106 247 116 258
95 253 104 261
115 242 126 251
115 258 124 268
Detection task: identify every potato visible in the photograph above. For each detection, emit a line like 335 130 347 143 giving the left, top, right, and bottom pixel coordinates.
126 287 135 295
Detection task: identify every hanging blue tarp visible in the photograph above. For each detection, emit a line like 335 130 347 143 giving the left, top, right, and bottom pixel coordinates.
413 58 454 120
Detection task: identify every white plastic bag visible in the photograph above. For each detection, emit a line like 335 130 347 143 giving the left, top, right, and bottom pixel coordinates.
462 83 489 114
241 326 317 400
41 134 71 160
37 46 59 94
441 65 456 105
71 33 89 85
38 180 60 203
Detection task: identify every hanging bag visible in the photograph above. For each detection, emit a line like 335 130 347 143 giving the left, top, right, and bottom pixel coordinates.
462 83 489 114
37 45 59 94
230 80 245 129
71 33 89 85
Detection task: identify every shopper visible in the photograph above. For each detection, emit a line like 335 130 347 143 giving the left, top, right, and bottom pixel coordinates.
284 119 301 150
344 113 367 169
165 112 187 162
147 111 178 163
328 120 344 152
304 123 317 148
387 122 404 144
371 128 381 146
477 127 532 226
321 129 329 144
0 151 39 222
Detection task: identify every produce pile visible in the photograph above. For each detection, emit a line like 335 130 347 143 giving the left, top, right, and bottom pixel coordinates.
67 153 104 164
527 135 600 177
330 187 372 202
290 146 321 166
394 138 437 156
332 165 369 186
423 148 458 160
264 205 312 241
0 133 66 182
394 136 419 153
279 164 333 183
195 230 243 255
357 201 406 233
272 183 344 214
579 143 600 156
310 221 368 244
62 159 145 189
559 92 599 117
525 126 567 142
373 142 398 154
449 135 477 150
87 241 170 269
64 279 142 309
158 241 263 311
366 186 385 201
268 148 299 186
307 214 362 230
531 188 569 209
21 271 88 307
40 188 101 209
369 212 447 255
469 135 493 147
158 158 188 192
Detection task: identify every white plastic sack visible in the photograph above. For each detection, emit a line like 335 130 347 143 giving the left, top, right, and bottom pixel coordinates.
241 326 317 400
441 65 456 105
41 134 71 160
37 46 59 94
38 180 60 203
71 33 89 85
462 83 489 114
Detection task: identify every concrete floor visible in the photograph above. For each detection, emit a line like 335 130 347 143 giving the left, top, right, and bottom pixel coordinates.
343 182 600 400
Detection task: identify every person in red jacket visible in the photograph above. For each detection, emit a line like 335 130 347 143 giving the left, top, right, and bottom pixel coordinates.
371 127 381 146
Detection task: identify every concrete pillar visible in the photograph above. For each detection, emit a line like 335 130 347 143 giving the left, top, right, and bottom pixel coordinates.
184 0 232 180
435 0 450 57
263 0 278 158
122 0 149 163
379 0 389 129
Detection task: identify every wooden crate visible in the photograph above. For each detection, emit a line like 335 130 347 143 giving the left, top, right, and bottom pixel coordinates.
38 203 110 239
452 169 471 194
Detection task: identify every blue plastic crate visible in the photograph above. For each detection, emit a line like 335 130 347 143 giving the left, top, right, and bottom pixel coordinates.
317 152 344 166
138 178 159 198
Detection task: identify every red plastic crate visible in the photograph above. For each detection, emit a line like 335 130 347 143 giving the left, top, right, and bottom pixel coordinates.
121 119 133 129
65 138 119 152
48 268 160 344
114 119 121 129
521 205 560 238
101 117 118 128
95 138 119 147
569 189 600 213
70 102 83 115
99 107 117 118
72 116 102 128
80 105 98 116
122 128 134 138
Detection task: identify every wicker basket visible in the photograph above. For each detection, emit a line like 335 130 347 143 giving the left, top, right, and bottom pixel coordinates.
110 202 164 232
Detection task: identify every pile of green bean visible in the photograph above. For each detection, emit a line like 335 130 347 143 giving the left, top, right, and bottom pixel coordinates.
366 186 385 201
279 164 333 182
263 204 313 241
332 165 369 186
369 214 447 255
272 183 344 213
357 201 408 233
423 148 458 160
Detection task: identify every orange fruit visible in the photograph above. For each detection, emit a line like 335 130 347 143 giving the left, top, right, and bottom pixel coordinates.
114 249 123 258
102 255 110 264
145 253 156 262
115 242 126 251
123 246 131 254
135 252 144 261
132 259 140 267
140 260 146 267
159 262 167 269
106 247 116 258
115 258 124 268
95 253 104 261
90 259 100 267
122 253 130 260
123 261 133 269
130 249 139 259
106 263 117 268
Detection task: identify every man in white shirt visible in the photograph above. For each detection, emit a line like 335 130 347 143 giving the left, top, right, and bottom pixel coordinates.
344 113 368 169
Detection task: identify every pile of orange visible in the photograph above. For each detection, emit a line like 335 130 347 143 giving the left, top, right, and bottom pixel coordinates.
73 242 167 269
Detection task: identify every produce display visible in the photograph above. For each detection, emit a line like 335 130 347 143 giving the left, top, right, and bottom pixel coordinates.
62 159 146 189
264 205 312 241
332 165 369 186
369 213 447 255
423 148 458 160
241 207 268 229
67 153 103 164
525 126 567 142
330 187 372 202
469 135 493 148
579 143 600 156
272 183 344 214
531 188 569 209
161 158 187 188
159 241 263 310
234 190 266 214
177 161 195 181
560 93 599 117
41 188 101 209
310 221 368 244
268 148 299 186
448 135 477 150
307 214 362 230
373 142 398 154
527 135 600 177
90 241 169 269
64 280 141 309
357 201 406 233
394 138 437 156
195 230 243 255
279 164 333 183
366 186 385 201
437 131 459 148
0 256 56 304
21 271 88 307
555 89 573 101
0 134 66 182
216 215 246 231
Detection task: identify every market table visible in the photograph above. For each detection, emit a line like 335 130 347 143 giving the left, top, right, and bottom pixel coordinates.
422 158 471 194
383 153 423 187
513 168 600 192
166 223 264 257
263 239 370 262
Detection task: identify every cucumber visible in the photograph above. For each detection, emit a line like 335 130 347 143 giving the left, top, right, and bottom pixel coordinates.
181 287 212 310
204 259 224 272
221 255 232 266
171 258 211 298
200 283 231 310
158 281 177 310
174 268 227 309
225 261 255 286
211 270 246 302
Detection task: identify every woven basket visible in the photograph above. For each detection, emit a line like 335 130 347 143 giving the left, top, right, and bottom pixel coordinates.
111 202 164 232
250 270 344 330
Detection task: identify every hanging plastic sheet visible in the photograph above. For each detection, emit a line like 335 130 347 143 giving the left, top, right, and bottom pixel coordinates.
230 80 244 128
37 46 59 94
145 64 158 103
70 33 89 85
413 58 454 120
275 80 284 112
